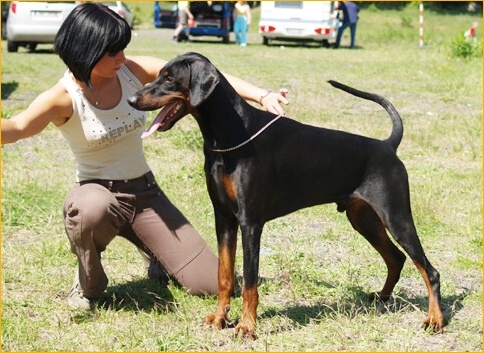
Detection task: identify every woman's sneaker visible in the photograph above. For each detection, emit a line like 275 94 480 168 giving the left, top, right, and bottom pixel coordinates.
67 272 95 310
67 283 94 310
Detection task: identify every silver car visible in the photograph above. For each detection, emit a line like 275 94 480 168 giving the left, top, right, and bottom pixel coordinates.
6 1 78 52
104 2 134 28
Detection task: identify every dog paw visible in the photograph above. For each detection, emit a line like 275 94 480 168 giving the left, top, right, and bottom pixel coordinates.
234 322 258 341
203 313 233 330
368 291 390 302
422 316 444 334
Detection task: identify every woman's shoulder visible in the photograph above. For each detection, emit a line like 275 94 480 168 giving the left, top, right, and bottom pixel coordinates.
125 55 167 84
43 82 74 126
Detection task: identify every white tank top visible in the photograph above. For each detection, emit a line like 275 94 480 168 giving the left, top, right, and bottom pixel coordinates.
58 65 151 182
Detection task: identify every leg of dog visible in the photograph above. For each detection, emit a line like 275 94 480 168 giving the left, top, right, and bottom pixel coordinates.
203 214 238 330
346 199 407 300
235 223 263 340
359 168 445 333
388 217 443 332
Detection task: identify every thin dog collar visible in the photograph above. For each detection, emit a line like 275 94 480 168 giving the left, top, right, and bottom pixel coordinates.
208 114 283 153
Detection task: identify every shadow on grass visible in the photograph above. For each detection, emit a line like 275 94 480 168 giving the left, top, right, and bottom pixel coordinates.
71 278 178 323
258 284 470 332
102 278 178 312
1 81 18 100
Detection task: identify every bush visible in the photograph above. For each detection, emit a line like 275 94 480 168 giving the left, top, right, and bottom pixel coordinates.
450 35 482 59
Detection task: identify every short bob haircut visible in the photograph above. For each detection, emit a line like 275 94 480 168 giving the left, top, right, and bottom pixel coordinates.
54 2 131 88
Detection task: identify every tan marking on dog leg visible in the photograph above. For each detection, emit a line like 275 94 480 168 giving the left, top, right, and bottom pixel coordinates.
221 173 237 202
415 262 444 333
235 283 259 340
204 238 236 330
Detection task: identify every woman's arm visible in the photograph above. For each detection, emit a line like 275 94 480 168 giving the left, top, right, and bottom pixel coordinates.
223 72 289 115
1 83 72 144
128 55 289 115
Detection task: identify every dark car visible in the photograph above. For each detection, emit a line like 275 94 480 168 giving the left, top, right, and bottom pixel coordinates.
154 1 177 29
2 2 9 39
176 1 233 43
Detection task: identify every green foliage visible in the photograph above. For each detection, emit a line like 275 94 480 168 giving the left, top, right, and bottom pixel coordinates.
450 35 482 59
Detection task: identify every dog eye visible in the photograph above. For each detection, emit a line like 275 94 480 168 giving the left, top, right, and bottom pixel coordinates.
165 76 175 83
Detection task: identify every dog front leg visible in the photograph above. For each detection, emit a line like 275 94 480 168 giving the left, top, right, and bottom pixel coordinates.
235 223 263 340
204 214 238 330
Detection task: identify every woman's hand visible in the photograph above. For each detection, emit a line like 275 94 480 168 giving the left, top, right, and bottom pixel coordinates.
260 88 289 116
221 72 290 116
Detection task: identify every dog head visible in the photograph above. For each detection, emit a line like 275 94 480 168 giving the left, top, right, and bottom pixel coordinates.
128 52 220 138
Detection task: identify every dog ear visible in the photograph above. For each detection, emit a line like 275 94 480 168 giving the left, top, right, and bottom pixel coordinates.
188 59 220 107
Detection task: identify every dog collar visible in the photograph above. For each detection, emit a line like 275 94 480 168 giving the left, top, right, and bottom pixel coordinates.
208 114 283 153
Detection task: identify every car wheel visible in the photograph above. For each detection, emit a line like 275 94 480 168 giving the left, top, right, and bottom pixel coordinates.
1 21 6 40
26 43 37 52
7 40 18 52
262 36 269 45
222 35 229 44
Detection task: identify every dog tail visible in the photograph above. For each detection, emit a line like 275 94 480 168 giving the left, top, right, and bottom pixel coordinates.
327 80 403 150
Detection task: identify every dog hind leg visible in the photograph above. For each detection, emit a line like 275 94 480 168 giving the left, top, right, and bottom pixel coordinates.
345 199 407 301
383 210 444 333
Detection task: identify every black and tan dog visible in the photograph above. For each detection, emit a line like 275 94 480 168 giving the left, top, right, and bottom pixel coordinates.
128 52 444 339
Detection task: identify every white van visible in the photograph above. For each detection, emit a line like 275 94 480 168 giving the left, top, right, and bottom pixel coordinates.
259 1 337 47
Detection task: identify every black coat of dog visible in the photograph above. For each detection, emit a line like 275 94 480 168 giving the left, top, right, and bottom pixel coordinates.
128 52 444 339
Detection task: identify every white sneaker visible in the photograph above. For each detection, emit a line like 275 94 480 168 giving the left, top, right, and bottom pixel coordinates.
67 271 95 310
67 283 93 310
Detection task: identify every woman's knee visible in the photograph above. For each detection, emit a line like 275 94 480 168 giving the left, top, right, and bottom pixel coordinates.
65 184 121 226
174 243 219 296
64 183 124 248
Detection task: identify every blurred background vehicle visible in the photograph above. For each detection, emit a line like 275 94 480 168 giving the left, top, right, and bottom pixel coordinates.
175 1 234 43
154 1 178 29
259 1 337 47
103 1 134 28
6 1 78 52
5 1 134 53
2 2 9 39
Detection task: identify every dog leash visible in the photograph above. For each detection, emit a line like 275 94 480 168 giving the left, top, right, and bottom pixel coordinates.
208 114 283 153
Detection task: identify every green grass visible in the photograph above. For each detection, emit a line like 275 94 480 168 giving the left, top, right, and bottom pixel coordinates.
1 2 482 351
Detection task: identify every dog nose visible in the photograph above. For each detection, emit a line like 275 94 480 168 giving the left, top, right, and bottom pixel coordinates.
127 95 138 107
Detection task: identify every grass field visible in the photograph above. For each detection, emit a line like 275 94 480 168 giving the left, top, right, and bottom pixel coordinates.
1 2 482 351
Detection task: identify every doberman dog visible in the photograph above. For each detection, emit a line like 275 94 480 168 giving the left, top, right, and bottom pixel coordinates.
128 52 444 339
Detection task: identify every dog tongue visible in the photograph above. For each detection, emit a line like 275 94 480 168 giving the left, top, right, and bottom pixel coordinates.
141 100 184 139
141 108 166 139
141 120 161 139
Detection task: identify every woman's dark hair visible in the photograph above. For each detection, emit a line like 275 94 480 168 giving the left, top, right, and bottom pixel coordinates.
54 2 131 88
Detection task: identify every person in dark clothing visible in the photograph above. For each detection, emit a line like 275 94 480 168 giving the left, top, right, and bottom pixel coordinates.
334 1 360 49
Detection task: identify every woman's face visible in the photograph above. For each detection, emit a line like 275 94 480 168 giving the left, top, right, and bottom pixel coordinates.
91 50 126 79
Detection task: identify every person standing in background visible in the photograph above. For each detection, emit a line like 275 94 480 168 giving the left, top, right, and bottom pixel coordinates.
233 1 251 46
334 1 360 49
173 1 193 41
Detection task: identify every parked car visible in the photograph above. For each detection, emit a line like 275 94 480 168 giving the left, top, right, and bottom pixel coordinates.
259 1 337 47
154 1 177 29
2 2 9 40
6 1 134 53
6 1 78 52
176 1 233 44
103 1 134 28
